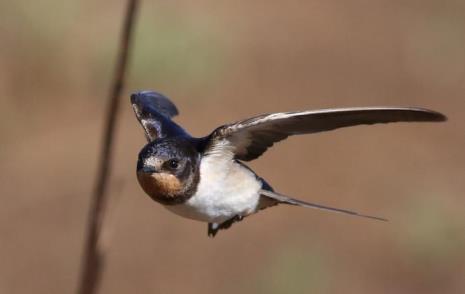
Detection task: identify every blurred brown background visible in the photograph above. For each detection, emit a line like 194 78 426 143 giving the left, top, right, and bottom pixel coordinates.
1 1 464 293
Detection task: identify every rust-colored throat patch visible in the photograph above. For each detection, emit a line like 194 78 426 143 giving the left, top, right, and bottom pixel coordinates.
137 171 183 203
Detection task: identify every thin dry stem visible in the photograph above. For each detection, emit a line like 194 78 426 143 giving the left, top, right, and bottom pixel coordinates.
76 1 139 294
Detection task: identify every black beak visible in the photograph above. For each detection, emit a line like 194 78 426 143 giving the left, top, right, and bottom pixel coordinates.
138 166 157 174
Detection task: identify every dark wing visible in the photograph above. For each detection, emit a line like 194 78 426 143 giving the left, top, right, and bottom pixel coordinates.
205 107 446 161
131 91 189 141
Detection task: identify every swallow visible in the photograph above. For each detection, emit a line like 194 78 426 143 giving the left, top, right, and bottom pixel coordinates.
131 91 446 237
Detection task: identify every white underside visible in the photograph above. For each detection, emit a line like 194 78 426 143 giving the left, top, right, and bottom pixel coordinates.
164 152 262 223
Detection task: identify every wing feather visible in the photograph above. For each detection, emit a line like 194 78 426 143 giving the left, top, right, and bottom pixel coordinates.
131 91 189 141
206 107 446 161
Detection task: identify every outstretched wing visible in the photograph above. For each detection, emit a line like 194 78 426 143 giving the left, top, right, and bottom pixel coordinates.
205 107 446 161
131 91 189 141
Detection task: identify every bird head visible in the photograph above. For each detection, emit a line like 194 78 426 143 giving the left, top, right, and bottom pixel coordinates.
136 137 200 205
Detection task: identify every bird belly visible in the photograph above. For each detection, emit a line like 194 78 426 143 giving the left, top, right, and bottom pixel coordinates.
164 156 262 223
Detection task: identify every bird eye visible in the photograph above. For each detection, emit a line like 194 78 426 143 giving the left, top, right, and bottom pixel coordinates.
166 159 179 169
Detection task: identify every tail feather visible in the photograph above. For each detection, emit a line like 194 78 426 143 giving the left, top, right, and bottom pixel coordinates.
260 190 387 222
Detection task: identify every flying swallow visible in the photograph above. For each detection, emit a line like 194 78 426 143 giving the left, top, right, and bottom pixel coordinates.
131 91 446 237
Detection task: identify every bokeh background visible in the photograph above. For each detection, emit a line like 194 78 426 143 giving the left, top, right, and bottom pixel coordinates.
1 1 464 293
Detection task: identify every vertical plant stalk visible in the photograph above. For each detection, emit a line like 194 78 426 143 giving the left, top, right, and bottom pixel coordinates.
77 1 139 294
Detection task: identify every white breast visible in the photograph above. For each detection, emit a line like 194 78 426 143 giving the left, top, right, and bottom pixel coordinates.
164 154 262 223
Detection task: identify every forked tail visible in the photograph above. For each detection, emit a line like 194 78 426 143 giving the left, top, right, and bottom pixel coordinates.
260 189 387 221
